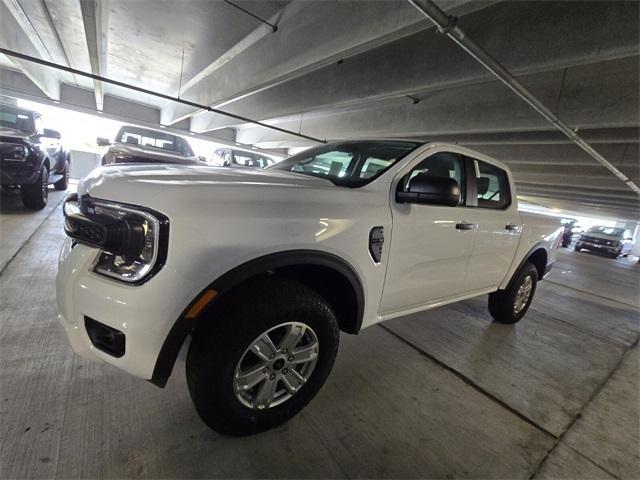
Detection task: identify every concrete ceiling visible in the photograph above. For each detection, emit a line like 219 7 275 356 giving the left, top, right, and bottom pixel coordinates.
0 0 638 220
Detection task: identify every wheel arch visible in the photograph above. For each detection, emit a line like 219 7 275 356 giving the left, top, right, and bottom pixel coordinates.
150 250 364 387
504 243 548 290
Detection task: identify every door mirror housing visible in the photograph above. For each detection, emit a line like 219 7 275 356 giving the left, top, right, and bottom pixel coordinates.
97 137 110 147
396 174 461 207
42 128 61 139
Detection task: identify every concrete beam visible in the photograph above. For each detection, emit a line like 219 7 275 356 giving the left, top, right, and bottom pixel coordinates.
161 0 486 125
236 57 639 146
191 0 639 133
518 191 639 211
519 195 639 221
519 192 640 213
517 184 638 203
0 83 282 157
79 0 108 110
0 0 61 99
0 66 49 100
425 127 640 146
475 143 639 185
513 173 630 192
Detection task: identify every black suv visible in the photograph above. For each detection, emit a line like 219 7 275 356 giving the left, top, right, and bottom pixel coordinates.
0 104 70 209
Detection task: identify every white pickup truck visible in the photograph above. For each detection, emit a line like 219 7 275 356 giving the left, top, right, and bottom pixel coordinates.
57 140 562 435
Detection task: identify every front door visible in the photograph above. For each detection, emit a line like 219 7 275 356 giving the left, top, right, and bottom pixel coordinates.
380 151 476 316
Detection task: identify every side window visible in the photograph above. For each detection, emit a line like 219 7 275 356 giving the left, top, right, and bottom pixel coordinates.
405 152 465 204
475 160 510 209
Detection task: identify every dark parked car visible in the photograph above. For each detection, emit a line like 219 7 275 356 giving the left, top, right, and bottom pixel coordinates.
98 126 204 166
0 103 70 209
211 148 276 168
575 226 634 258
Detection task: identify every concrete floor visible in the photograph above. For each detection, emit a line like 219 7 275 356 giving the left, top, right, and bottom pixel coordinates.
0 190 638 479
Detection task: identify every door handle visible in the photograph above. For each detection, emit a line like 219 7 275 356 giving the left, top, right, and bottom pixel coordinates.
456 222 477 230
505 223 521 232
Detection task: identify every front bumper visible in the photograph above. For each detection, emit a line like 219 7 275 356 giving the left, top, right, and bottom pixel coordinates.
56 237 198 381
576 240 619 253
1 164 39 185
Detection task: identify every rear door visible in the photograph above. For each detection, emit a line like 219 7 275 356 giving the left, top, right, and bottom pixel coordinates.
380 150 477 315
463 157 522 291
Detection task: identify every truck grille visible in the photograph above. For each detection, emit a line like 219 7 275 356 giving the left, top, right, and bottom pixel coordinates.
581 236 614 246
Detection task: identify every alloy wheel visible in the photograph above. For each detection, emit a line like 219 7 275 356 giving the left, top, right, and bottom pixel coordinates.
233 322 319 410
513 275 533 314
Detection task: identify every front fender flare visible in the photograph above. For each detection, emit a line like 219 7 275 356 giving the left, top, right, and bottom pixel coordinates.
149 249 364 387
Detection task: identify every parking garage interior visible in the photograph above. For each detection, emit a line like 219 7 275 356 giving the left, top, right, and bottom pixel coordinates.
0 0 639 479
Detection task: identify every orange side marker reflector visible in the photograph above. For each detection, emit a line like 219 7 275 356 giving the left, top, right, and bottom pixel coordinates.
185 289 218 319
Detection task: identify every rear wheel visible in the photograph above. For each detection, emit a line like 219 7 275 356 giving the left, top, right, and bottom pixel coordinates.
21 165 48 210
186 277 339 435
488 262 538 324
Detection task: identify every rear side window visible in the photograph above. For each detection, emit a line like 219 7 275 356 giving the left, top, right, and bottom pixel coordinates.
475 160 510 209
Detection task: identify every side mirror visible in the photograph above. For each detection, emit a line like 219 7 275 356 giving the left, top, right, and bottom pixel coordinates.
396 174 461 207
198 156 206 162
97 137 110 147
43 128 61 139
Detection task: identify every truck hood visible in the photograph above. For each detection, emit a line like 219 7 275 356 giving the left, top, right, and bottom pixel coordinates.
79 163 336 204
108 143 202 165
0 127 31 142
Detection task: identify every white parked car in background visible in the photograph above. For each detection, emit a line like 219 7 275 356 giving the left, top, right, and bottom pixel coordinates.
57 140 562 435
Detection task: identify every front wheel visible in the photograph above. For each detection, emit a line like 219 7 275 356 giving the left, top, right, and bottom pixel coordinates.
186 277 339 435
21 165 48 209
488 262 538 324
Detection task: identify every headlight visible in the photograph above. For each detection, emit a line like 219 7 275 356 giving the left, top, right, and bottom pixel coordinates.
90 202 161 283
2 144 27 161
63 195 168 284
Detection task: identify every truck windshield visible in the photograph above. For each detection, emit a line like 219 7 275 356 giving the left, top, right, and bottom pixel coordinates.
587 226 625 238
270 140 422 187
0 105 35 134
116 126 193 155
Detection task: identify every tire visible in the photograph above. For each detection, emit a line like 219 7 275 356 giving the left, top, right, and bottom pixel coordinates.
488 262 538 324
54 161 69 190
186 277 340 436
574 245 581 252
21 165 48 210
